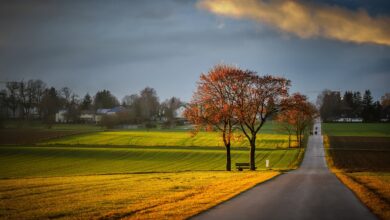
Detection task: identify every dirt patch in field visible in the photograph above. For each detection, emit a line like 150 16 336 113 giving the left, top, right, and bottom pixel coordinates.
0 129 86 145
328 136 390 150
328 136 390 172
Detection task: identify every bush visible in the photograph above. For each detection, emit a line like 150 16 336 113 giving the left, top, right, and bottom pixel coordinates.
144 122 157 130
43 115 55 129
100 115 120 129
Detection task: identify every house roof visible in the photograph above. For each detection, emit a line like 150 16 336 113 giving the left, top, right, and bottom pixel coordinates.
96 106 125 114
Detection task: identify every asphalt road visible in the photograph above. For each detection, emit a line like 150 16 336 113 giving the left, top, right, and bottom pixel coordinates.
192 122 377 220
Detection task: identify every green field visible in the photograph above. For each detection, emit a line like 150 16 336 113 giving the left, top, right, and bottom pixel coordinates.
322 123 390 137
0 122 302 178
42 131 295 148
0 122 303 219
0 146 301 178
40 121 294 148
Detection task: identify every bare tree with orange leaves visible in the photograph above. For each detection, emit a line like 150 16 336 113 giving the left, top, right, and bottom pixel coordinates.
276 93 318 148
184 64 250 171
234 75 291 170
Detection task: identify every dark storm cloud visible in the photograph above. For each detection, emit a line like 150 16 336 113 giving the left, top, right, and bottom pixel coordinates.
308 0 390 16
0 0 389 102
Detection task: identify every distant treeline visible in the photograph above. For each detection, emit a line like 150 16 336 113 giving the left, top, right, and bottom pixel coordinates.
317 89 390 122
0 79 184 128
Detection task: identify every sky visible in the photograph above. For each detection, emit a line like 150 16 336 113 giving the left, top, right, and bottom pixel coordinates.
0 0 389 103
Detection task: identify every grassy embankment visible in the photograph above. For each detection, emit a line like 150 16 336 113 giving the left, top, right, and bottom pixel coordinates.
0 122 303 219
322 123 390 220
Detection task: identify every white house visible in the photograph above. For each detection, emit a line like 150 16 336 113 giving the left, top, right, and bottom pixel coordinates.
334 117 363 122
94 106 126 123
175 105 186 119
79 111 98 123
55 110 67 123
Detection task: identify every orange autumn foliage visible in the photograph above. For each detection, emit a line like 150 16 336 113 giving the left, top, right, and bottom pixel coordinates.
185 63 291 171
184 64 250 171
276 93 317 147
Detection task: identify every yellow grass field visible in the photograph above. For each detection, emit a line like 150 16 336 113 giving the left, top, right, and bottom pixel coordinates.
0 171 279 219
42 131 297 148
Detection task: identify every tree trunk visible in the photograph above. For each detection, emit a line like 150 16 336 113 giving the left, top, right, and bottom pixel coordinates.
296 131 300 148
288 133 291 148
250 138 256 170
226 143 231 171
300 135 303 147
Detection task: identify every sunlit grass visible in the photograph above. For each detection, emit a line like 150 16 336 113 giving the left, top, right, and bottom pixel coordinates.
0 171 279 219
42 131 297 148
334 172 390 220
0 122 300 219
0 146 301 178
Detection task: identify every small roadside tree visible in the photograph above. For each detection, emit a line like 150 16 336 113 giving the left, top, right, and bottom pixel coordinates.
275 114 295 148
185 64 248 171
276 93 317 148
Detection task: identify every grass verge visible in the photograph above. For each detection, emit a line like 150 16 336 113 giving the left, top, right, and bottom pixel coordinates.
333 172 389 220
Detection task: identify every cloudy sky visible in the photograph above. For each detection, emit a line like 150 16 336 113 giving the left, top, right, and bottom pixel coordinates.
1 0 389 102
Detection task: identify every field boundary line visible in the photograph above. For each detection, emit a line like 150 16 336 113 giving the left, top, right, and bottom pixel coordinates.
327 148 390 151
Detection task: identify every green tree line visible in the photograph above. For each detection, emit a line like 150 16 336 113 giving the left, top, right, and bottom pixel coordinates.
317 90 390 122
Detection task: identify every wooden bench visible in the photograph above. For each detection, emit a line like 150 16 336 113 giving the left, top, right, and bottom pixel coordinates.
236 162 250 171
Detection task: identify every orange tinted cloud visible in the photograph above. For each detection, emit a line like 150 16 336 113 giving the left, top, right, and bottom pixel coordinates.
197 0 390 46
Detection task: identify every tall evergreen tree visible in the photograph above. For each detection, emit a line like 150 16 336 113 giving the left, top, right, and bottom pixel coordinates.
317 90 341 121
40 87 61 128
372 101 382 122
352 91 363 117
341 91 354 117
93 90 119 109
362 90 374 122
80 93 92 111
